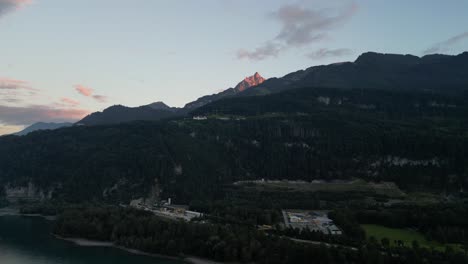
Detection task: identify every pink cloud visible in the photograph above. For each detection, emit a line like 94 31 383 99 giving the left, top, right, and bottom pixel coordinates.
0 77 36 91
60 97 80 107
74 84 108 103
74 84 94 97
0 78 38 105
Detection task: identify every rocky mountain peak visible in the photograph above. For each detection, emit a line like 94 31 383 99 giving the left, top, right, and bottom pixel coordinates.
235 72 266 92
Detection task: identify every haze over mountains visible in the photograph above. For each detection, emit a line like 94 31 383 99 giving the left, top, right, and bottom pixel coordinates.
14 122 73 136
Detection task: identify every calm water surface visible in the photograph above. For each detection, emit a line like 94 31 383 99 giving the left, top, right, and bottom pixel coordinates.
0 215 183 264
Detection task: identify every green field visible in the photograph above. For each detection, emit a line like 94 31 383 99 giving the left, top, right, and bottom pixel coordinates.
362 224 462 252
237 179 406 198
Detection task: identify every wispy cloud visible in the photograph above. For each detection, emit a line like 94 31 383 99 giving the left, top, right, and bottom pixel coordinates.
74 84 108 103
307 48 352 60
0 77 90 132
59 97 80 107
1 97 22 103
0 77 36 91
92 95 108 103
0 104 90 126
75 84 94 97
423 31 468 55
237 2 357 61
273 3 357 46
0 77 38 106
237 42 284 61
0 0 31 18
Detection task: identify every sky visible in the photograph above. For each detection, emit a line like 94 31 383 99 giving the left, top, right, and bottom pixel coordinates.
1 0 468 135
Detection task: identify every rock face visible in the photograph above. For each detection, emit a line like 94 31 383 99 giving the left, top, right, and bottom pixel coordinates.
4 182 53 203
234 72 266 92
184 72 266 109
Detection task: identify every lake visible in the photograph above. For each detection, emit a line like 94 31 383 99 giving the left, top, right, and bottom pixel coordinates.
0 215 184 264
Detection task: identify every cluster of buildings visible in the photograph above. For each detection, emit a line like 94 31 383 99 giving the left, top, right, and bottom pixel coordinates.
129 197 343 236
282 210 342 235
130 198 203 222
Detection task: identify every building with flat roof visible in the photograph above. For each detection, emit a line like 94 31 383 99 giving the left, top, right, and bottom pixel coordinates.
282 210 342 235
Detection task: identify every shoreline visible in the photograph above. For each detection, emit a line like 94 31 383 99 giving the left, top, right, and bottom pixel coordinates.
1 208 222 264
54 235 222 264
0 207 57 221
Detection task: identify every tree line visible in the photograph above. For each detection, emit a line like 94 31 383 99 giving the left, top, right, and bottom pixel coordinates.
54 206 468 264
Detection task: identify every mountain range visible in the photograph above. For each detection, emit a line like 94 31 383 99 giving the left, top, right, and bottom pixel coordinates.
241 52 468 97
76 72 266 126
13 51 468 130
74 51 468 127
2 50 468 204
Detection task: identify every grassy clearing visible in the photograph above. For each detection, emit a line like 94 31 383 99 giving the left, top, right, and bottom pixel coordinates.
237 179 406 198
362 224 463 252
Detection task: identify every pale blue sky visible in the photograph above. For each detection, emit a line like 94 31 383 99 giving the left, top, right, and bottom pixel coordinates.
1 0 468 134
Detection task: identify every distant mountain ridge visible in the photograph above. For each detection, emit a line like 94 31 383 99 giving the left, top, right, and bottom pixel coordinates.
145 101 178 112
15 122 72 136
75 51 468 126
77 73 266 126
76 104 180 126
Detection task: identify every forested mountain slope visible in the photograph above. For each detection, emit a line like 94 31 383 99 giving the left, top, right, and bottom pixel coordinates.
1 87 467 204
